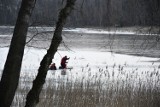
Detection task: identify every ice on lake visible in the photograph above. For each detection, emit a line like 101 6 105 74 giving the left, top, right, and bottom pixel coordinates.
0 27 160 88
0 47 159 87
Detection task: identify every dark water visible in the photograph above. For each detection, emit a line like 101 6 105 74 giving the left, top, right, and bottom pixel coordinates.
1 27 160 58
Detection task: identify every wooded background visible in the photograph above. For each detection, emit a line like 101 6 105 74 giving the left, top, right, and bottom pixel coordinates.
0 0 160 27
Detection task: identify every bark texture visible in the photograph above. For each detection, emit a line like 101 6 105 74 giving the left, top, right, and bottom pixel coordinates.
25 0 76 107
0 0 36 107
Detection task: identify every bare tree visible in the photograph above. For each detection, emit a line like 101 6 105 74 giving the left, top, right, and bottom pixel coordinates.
0 0 36 106
25 0 76 106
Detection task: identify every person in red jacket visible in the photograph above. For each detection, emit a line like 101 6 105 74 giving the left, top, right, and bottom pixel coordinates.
61 56 70 69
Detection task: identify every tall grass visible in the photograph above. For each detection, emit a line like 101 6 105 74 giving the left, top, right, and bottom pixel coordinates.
11 65 160 107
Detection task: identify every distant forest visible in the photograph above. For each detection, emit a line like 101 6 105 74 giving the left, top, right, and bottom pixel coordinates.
0 0 160 27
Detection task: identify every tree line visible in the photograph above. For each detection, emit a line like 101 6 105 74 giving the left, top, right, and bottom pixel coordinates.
0 0 160 27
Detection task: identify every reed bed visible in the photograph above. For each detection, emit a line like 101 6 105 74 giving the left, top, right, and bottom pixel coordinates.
11 65 160 107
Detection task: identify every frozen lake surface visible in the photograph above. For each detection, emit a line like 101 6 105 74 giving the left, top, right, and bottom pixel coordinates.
0 47 160 96
0 26 160 82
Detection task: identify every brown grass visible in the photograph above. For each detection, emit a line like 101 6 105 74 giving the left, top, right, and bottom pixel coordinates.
11 65 160 107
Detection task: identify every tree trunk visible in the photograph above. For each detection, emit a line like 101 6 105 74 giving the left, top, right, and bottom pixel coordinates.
0 0 36 107
25 0 76 107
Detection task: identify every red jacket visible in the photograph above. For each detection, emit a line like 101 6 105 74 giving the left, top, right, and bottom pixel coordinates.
61 56 69 65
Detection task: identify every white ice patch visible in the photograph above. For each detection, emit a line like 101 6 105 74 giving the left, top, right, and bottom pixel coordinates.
63 28 160 36
0 47 159 88
0 47 159 71
63 28 135 35
0 34 12 37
